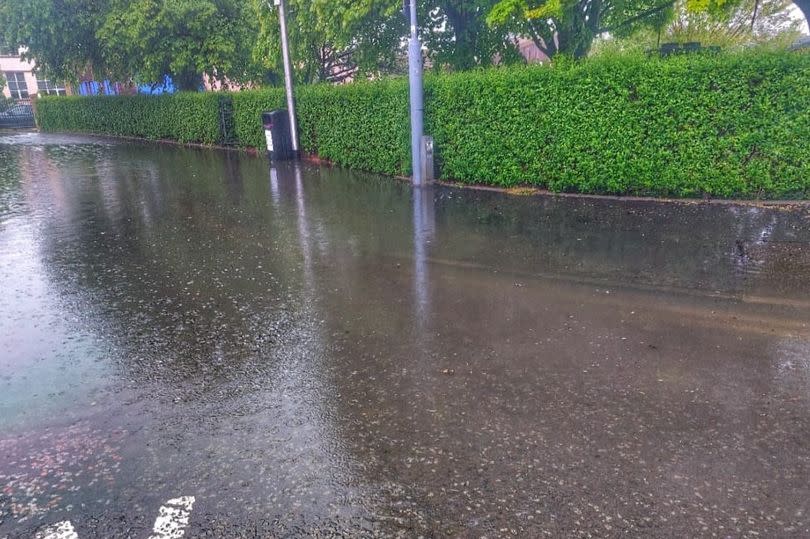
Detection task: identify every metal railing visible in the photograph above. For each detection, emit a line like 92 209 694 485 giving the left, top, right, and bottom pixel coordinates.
0 97 36 128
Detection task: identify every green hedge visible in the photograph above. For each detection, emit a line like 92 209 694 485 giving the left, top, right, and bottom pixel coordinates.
37 50 810 198
227 81 411 176
37 93 224 144
230 88 286 149
297 80 411 176
428 51 810 198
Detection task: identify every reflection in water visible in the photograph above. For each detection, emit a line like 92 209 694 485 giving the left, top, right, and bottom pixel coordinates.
223 151 244 205
294 163 315 287
1 134 810 536
774 339 810 393
269 163 280 203
413 186 435 330
0 214 109 429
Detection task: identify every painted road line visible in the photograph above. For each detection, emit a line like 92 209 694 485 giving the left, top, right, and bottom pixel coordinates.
35 521 78 539
147 496 196 539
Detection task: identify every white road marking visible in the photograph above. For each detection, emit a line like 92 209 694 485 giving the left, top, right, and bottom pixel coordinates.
31 496 195 539
147 496 196 539
35 520 78 539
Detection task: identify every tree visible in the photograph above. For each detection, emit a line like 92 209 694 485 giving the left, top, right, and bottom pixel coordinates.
0 0 267 90
251 0 407 84
422 0 524 70
253 0 524 82
98 0 261 91
485 0 756 58
0 0 109 82
664 0 801 47
591 0 801 53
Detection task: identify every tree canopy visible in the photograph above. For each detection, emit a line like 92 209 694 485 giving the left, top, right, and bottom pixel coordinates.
486 0 804 58
98 0 259 90
0 0 109 82
251 0 525 84
487 0 688 57
0 0 263 89
0 0 805 89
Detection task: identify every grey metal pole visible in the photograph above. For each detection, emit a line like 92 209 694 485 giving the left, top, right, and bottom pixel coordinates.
276 0 300 153
407 0 424 186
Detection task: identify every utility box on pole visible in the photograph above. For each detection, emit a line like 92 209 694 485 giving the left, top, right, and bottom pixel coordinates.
421 135 435 184
262 110 294 161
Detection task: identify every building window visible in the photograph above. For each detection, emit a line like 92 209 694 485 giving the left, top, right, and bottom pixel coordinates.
37 79 66 96
4 72 29 99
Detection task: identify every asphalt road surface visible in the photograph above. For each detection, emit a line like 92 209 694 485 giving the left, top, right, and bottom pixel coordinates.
1 133 810 538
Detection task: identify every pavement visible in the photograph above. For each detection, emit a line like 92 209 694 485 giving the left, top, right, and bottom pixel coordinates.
1 132 809 537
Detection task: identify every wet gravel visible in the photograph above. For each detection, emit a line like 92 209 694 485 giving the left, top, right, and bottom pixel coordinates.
1 133 810 537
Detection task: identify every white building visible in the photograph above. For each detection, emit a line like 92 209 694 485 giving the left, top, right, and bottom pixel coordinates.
1 48 68 99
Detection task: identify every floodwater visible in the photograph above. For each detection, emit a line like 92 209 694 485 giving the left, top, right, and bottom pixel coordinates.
1 132 810 537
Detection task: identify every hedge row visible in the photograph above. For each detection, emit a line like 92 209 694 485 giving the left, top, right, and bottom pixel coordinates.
36 93 224 144
428 52 810 198
37 50 810 198
230 88 286 149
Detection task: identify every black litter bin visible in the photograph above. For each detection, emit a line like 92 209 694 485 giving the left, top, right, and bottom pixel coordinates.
262 110 295 161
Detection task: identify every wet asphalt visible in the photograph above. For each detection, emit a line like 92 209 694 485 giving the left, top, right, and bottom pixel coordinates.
1 132 810 538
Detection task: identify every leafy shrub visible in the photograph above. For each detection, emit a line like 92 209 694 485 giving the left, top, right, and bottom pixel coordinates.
296 80 411 176
229 81 411 176
230 88 286 149
36 50 810 198
428 50 810 198
37 93 224 144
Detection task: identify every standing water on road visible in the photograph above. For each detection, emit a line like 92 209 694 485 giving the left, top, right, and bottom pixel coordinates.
1 133 810 537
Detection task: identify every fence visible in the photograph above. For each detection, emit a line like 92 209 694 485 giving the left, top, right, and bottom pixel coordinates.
0 98 35 129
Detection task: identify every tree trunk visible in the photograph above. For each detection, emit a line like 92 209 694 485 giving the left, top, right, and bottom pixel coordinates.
442 3 477 70
174 71 202 92
527 21 556 57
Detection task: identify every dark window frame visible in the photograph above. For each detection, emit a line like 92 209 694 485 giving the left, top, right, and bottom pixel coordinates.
4 71 29 99
36 78 66 96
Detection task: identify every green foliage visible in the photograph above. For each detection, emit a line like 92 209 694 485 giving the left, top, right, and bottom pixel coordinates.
251 0 523 82
296 80 411 175
251 0 405 83
230 88 286 148
422 0 524 70
0 0 264 88
662 0 801 48
0 0 109 82
36 50 810 199
0 73 7 112
36 93 224 144
486 0 720 58
98 0 260 90
428 50 810 198
594 0 803 53
230 80 411 175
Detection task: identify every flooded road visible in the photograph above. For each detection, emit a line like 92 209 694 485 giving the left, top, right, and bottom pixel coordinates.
1 132 810 537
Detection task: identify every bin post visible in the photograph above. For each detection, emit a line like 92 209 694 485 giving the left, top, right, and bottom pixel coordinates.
262 109 294 161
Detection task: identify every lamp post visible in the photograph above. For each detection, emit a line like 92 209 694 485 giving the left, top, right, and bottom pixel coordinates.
273 0 299 154
406 0 424 186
